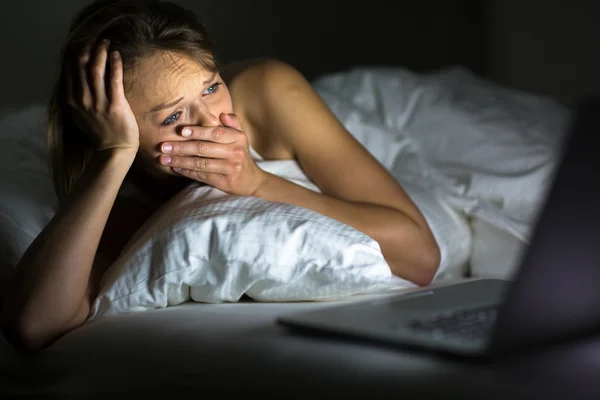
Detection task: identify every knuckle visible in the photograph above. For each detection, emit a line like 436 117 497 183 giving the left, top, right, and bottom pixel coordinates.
194 171 207 181
107 103 120 114
232 147 245 160
92 66 104 76
196 141 209 155
236 132 248 145
228 163 241 174
212 127 226 139
81 100 93 111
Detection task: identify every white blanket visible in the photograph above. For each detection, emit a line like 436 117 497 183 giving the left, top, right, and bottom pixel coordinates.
313 66 571 278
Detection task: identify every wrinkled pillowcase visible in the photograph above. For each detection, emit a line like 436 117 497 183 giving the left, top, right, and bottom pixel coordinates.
88 183 404 320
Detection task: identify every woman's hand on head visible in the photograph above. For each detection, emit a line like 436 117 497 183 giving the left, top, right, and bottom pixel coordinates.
67 38 140 153
159 113 267 196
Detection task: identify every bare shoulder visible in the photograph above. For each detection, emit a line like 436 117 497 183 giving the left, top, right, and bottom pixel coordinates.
220 57 298 85
221 58 305 112
220 58 306 160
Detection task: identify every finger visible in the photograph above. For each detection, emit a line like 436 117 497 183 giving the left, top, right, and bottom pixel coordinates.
219 113 243 130
180 125 238 144
90 39 111 108
173 167 212 184
78 41 94 109
108 50 125 105
161 140 232 158
162 156 233 174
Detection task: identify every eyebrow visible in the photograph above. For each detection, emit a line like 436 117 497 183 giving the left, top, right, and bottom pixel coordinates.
147 72 218 114
148 97 184 114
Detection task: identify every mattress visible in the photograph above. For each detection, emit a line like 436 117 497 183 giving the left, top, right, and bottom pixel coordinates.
0 278 544 399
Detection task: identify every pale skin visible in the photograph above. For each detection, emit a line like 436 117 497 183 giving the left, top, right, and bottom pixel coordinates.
0 39 440 351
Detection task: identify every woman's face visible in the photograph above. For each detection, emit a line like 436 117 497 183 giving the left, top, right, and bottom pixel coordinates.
124 51 232 178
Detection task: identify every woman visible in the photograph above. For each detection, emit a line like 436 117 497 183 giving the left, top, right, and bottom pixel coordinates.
1 0 440 351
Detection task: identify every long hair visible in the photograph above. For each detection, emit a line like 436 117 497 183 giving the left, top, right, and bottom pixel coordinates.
47 0 218 201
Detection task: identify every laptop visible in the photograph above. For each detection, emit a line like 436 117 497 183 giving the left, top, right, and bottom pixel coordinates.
276 97 600 359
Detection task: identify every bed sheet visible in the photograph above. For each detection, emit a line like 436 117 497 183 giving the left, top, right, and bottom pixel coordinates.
0 278 537 398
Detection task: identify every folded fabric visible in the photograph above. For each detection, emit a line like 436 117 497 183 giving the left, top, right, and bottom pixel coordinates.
313 66 571 277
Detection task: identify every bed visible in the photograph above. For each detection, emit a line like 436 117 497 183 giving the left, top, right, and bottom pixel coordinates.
0 0 580 398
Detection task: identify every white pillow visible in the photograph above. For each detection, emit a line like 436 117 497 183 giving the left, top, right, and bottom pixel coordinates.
0 106 58 290
88 183 402 320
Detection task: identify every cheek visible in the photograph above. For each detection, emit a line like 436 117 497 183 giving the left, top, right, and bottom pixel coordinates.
213 86 233 114
138 128 157 150
137 127 168 162
217 95 234 116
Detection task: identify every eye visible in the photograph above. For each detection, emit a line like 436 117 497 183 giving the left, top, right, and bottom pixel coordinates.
162 111 181 125
202 82 222 96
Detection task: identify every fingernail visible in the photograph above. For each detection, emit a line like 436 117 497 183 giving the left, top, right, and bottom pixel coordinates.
162 156 172 164
173 167 182 172
162 144 172 153
182 128 192 137
100 38 109 43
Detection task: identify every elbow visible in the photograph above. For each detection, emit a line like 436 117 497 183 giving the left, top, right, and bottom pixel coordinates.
1 317 50 353
387 227 442 287
414 231 442 286
1 299 46 352
410 221 442 286
1 291 90 353
413 242 441 287
0 303 73 353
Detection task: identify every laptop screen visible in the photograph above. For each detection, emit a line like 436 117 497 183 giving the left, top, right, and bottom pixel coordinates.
490 97 600 353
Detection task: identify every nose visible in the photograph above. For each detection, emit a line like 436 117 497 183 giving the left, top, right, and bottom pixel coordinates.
195 106 221 127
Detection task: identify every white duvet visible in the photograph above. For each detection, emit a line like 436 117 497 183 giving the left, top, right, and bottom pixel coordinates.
313 66 571 278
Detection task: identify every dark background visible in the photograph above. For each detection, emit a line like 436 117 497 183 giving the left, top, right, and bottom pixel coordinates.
0 0 599 109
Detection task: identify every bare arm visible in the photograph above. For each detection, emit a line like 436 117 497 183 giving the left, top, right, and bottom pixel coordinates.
0 148 136 351
1 38 140 351
251 60 440 285
253 174 439 286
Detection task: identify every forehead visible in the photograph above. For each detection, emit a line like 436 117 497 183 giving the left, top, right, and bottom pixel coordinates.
125 51 211 104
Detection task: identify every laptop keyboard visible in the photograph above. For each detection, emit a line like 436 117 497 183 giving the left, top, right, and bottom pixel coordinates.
406 305 500 342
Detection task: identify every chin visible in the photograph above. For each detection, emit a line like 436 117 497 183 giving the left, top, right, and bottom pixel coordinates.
152 166 182 180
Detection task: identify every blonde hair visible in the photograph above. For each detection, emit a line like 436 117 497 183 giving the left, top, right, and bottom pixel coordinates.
47 0 218 201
